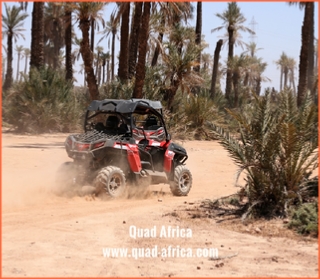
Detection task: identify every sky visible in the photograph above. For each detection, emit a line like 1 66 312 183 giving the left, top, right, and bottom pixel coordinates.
2 1 319 92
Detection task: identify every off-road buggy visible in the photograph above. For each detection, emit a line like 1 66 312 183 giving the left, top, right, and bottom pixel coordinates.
58 98 192 198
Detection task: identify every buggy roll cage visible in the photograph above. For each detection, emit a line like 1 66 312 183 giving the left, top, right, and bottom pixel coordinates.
84 99 170 140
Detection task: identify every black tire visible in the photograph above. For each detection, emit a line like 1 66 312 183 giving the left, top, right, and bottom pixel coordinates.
94 166 126 198
169 165 192 196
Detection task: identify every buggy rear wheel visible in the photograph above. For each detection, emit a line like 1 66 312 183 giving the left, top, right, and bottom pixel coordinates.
169 165 192 196
94 166 126 198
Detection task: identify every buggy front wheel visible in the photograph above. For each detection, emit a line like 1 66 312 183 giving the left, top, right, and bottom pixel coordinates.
169 165 192 196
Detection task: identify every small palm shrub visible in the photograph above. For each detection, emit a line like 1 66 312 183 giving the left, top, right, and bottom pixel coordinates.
164 91 225 140
3 67 83 133
212 89 318 219
288 202 318 236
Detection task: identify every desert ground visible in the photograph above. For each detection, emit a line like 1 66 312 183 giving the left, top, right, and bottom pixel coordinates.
2 131 318 277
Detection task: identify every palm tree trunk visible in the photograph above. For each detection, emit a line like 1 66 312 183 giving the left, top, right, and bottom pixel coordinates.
191 1 202 95
107 60 110 83
225 24 234 103
111 32 115 80
297 2 312 107
210 39 223 99
167 78 180 112
24 55 28 76
30 2 44 70
79 17 99 100
95 51 100 85
280 66 283 91
194 2 202 74
53 19 60 69
307 2 314 94
2 58 5 82
128 2 142 78
118 2 130 82
291 71 297 95
65 8 73 82
90 19 95 53
255 77 261 96
232 71 240 106
133 2 150 98
102 60 106 84
151 13 165 67
284 67 288 88
16 52 21 81
3 32 13 90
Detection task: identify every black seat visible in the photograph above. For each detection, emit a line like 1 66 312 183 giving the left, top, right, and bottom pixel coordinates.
105 115 119 133
118 123 129 134
145 116 158 130
95 122 105 132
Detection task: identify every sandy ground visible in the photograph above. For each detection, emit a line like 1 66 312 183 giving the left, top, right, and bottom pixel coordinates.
2 132 318 277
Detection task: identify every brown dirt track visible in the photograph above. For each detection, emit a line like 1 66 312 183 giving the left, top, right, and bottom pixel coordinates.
2 132 318 277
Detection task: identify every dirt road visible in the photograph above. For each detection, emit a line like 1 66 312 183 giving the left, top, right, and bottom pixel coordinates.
2 132 318 277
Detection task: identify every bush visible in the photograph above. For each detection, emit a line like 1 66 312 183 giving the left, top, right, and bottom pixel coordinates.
212 89 318 219
288 202 318 236
3 67 83 133
163 90 226 140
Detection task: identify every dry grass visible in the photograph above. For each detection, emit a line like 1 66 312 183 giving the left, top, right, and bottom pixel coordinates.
173 200 317 242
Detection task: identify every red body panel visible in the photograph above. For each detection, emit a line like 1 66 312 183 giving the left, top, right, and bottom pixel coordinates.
126 144 142 172
164 148 175 173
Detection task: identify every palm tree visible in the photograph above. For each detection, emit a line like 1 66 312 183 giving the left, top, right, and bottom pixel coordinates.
289 2 315 106
128 2 143 79
162 26 204 111
64 4 73 82
2 48 7 82
314 39 318 78
100 51 110 84
201 52 212 73
15 45 24 81
71 36 82 64
117 2 130 82
78 63 86 87
2 3 28 90
287 57 297 94
30 2 44 70
194 2 202 74
23 47 30 76
74 2 103 100
275 52 289 91
242 55 269 96
253 58 268 96
245 41 263 58
44 3 65 69
150 2 193 67
133 2 151 98
89 2 105 55
211 2 254 103
210 39 223 99
297 2 314 107
230 53 250 106
100 13 120 81
2 56 6 82
95 46 103 85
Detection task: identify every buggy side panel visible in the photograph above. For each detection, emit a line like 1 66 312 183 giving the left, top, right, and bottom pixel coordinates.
164 149 175 173
126 144 142 173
